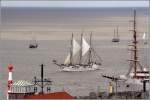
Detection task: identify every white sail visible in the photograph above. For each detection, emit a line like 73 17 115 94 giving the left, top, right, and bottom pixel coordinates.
64 38 80 64
72 38 81 56
64 54 70 64
142 32 146 39
82 37 90 56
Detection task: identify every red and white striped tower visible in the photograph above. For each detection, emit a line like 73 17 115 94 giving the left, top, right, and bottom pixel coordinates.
8 64 13 93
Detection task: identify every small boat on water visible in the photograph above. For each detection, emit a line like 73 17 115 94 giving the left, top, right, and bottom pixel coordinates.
53 33 102 72
29 35 38 49
29 42 38 49
112 26 120 42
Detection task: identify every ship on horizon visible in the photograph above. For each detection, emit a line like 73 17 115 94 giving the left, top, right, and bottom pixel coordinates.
112 26 120 43
29 33 38 49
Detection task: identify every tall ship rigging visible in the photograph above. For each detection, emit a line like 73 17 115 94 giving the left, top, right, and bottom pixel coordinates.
53 33 102 72
103 10 149 84
122 10 149 81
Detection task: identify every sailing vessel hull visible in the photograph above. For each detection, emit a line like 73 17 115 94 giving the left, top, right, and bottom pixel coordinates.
60 64 101 72
53 33 102 72
112 38 120 42
119 71 149 84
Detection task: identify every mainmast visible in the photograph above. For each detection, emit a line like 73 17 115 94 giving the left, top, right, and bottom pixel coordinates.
114 29 116 38
127 10 145 77
116 26 119 39
88 32 92 64
133 10 138 77
79 33 83 64
128 10 138 77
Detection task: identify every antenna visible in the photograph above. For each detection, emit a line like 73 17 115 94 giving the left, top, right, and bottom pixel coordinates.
33 64 52 94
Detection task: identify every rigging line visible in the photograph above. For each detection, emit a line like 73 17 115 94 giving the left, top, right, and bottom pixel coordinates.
83 54 90 64
91 48 102 62
92 50 101 62
127 62 134 76
137 62 144 71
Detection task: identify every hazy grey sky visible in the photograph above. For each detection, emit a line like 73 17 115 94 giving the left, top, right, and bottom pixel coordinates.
1 1 149 7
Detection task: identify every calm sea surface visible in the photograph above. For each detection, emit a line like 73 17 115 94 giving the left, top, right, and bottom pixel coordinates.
0 40 149 99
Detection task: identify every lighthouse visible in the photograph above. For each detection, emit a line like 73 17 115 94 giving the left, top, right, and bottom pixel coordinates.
8 64 13 93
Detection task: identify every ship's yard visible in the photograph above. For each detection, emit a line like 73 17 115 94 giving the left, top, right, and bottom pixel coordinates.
0 6 149 99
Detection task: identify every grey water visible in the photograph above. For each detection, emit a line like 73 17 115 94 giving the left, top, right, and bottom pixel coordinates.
0 39 149 99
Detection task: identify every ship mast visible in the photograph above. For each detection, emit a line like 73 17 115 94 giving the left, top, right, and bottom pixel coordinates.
127 9 145 77
88 32 92 64
70 33 73 65
133 10 138 77
116 26 119 39
114 29 116 38
128 10 138 77
79 33 83 64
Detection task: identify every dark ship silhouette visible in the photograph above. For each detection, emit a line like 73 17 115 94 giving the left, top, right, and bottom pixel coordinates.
112 26 120 42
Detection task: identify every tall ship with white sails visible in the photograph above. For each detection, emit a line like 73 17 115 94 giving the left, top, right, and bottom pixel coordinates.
53 33 102 72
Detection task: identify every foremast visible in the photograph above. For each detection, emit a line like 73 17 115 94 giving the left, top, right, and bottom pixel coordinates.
70 33 73 65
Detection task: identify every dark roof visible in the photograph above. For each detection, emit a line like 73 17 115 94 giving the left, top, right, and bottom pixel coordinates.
24 91 74 99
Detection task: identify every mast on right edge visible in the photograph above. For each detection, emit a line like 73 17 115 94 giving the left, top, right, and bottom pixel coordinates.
133 9 138 77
